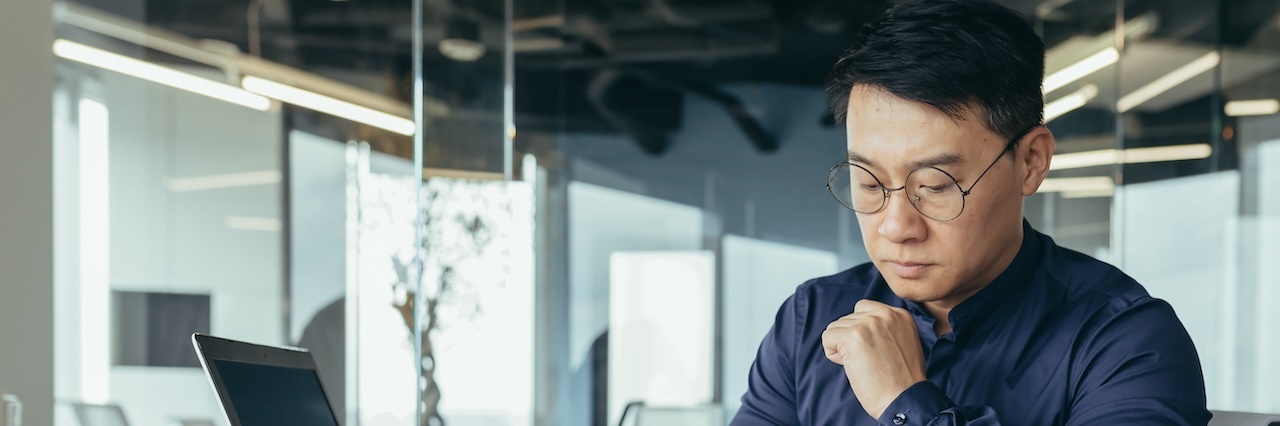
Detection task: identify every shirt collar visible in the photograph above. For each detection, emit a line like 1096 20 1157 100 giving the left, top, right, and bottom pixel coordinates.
902 219 1046 340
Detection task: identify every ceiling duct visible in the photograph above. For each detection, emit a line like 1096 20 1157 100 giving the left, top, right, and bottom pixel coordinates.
587 68 684 155
679 80 779 153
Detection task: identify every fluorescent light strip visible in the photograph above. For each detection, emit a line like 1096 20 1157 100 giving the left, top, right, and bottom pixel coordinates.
53 39 271 111
1117 52 1220 113
1051 149 1119 170
226 216 283 232
78 98 111 404
242 76 416 136
1044 48 1118 94
1045 84 1099 122
1038 176 1114 193
1123 144 1213 164
1049 143 1212 171
166 170 282 192
1061 188 1116 199
1225 99 1280 117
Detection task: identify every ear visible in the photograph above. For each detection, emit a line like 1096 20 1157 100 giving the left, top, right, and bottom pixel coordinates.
1017 126 1055 196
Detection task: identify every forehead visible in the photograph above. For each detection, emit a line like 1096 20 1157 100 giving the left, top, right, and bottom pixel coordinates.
843 86 991 159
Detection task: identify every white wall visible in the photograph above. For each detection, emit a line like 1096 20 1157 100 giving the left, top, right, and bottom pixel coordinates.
288 132 420 343
1117 171 1241 410
289 132 350 343
0 0 55 424
720 235 838 420
48 66 285 426
609 251 716 426
1252 137 1280 413
567 182 705 372
562 182 704 426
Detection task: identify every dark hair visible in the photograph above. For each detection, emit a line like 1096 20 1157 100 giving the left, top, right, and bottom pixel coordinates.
825 0 1045 141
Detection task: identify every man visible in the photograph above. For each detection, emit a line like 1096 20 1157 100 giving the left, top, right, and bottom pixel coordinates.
731 1 1210 425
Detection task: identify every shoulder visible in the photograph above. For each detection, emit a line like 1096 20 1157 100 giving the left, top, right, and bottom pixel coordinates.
1043 244 1156 315
1039 242 1193 354
1038 245 1206 416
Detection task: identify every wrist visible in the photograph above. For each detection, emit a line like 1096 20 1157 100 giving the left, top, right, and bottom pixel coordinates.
868 379 925 420
876 381 957 426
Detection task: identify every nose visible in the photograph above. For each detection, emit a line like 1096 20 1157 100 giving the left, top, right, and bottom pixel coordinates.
877 187 927 244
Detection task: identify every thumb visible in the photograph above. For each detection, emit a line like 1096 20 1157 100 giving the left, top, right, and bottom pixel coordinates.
822 340 845 365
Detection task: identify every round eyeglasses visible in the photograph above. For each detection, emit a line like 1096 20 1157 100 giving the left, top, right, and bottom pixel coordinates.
827 125 1039 222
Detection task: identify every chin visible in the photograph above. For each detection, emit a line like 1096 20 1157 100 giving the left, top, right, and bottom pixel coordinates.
882 277 950 304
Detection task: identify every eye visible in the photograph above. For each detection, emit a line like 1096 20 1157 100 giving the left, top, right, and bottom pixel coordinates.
859 184 882 192
918 184 951 194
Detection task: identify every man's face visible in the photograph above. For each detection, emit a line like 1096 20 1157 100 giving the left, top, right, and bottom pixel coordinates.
844 86 1028 307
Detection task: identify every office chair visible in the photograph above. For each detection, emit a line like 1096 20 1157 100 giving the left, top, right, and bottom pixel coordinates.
70 403 129 426
617 401 723 426
1210 411 1280 426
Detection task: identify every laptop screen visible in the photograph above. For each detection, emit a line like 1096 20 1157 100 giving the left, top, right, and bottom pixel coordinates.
211 359 340 426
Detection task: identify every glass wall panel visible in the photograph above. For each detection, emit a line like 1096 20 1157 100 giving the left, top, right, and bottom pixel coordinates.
49 0 436 424
513 1 859 425
515 0 1280 423
40 0 1280 424
1112 0 1280 413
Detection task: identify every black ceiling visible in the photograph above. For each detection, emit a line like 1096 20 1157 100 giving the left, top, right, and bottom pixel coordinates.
66 0 1280 153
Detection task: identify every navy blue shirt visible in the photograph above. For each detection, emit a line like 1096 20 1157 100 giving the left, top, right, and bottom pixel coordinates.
731 221 1210 425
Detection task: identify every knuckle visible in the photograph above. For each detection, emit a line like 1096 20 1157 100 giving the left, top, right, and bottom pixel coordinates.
849 324 873 341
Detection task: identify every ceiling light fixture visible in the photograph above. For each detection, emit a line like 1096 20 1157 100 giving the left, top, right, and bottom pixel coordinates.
166 170 283 192
1038 176 1115 193
53 39 271 111
1117 51 1219 113
439 18 486 62
1050 143 1212 171
242 76 416 136
1060 188 1116 199
1044 48 1118 94
1044 84 1099 122
1224 99 1280 117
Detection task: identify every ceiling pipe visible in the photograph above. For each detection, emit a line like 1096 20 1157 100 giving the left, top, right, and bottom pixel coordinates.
678 80 779 153
587 69 676 155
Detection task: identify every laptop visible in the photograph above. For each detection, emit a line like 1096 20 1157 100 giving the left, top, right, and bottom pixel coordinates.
191 333 341 426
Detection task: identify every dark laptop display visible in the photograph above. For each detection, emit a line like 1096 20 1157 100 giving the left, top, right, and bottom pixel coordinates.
211 359 338 426
192 334 341 426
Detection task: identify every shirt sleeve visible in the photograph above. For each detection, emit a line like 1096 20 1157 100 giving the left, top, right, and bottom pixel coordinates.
729 294 802 426
877 298 1211 426
877 381 1000 425
1064 298 1211 425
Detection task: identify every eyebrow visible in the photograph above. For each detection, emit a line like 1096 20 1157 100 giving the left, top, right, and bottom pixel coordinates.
847 151 966 171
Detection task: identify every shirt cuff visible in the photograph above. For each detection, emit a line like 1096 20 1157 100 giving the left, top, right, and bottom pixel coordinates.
878 381 957 426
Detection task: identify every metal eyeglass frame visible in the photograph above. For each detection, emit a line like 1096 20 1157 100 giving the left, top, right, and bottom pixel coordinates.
826 124 1040 222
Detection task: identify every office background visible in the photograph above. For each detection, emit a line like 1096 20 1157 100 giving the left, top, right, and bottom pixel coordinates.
1 0 1278 425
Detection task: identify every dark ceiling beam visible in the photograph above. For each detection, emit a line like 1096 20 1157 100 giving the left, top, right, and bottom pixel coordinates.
548 40 778 69
586 69 682 155
296 9 412 27
678 80 779 153
156 23 408 56
604 1 773 30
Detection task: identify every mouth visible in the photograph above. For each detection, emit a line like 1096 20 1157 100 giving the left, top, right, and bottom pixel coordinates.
883 261 934 279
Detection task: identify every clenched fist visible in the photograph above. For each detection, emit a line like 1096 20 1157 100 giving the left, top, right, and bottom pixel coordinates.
822 299 928 420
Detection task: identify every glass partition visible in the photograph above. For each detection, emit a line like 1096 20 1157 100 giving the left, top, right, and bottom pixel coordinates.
513 0 1280 423
48 0 458 424
43 0 1280 424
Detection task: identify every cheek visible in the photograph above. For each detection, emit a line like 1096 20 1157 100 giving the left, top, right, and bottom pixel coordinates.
855 215 880 245
926 225 964 264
